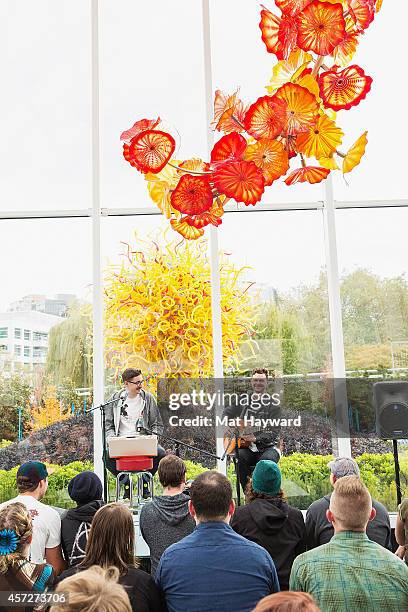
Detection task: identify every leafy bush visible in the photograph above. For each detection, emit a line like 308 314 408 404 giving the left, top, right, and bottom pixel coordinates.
1 453 406 511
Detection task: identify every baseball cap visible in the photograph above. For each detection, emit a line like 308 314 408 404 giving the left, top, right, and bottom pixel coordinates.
16 461 53 486
328 457 360 479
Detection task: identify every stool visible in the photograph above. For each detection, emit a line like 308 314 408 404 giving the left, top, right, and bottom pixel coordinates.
115 456 154 508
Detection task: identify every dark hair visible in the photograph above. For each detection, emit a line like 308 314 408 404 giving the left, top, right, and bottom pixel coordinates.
158 455 186 488
121 369 141 383
252 368 268 378
245 479 286 505
190 471 232 520
79 503 137 576
253 591 320 611
17 476 39 494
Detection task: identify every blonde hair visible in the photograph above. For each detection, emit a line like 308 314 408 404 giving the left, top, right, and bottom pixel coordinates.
79 503 136 575
0 502 33 574
253 591 320 611
50 566 131 612
330 475 372 530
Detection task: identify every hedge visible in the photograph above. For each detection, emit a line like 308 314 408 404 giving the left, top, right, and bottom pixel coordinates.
0 453 406 511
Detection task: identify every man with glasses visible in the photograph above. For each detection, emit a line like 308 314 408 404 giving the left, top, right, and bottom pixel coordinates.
104 368 166 498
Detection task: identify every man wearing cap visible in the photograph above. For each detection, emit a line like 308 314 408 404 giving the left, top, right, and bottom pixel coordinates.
61 471 104 567
0 461 66 574
305 456 390 549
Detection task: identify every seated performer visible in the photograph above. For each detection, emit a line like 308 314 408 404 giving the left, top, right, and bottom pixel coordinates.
223 368 282 491
104 368 166 498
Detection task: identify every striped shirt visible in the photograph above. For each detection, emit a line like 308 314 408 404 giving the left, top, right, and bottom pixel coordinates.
290 531 408 612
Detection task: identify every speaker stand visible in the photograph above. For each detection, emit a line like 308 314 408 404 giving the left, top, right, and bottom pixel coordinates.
392 439 402 506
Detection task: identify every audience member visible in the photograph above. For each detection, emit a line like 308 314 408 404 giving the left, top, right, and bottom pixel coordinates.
0 461 65 575
50 566 131 612
305 457 390 549
0 502 55 611
395 497 408 564
57 503 165 612
156 470 280 612
231 460 305 590
290 476 408 611
140 455 195 576
61 471 104 567
253 591 320 611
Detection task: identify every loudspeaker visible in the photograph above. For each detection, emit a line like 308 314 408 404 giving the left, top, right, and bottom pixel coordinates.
373 381 408 439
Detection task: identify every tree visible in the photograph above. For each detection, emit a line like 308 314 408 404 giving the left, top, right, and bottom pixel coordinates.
0 375 32 440
31 385 70 431
254 302 300 374
45 302 92 389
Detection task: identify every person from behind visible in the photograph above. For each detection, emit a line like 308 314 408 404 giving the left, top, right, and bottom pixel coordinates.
253 591 320 611
231 460 305 590
50 566 131 612
290 476 408 611
395 496 408 563
140 454 195 576
156 470 280 612
61 471 104 567
305 457 390 549
0 502 55 612
0 461 65 575
57 503 166 612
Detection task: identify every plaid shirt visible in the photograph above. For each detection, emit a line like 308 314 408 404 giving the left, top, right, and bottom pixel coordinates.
290 531 408 612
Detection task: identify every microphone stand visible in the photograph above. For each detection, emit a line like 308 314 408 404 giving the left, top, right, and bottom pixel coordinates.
86 398 118 502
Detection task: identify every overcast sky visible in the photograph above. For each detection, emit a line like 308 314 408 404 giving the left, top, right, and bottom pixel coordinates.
0 1 407 311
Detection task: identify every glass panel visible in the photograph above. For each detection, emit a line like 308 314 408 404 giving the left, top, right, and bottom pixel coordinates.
337 207 408 510
100 0 207 209
0 1 91 211
0 218 92 508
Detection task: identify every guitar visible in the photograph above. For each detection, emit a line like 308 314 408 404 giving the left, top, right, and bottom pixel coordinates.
223 419 256 454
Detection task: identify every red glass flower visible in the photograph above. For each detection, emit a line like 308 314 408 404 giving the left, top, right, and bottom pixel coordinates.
213 160 265 205
285 165 330 185
318 64 372 110
296 1 346 56
211 133 247 164
123 130 175 174
347 0 375 31
120 118 160 141
170 175 213 216
244 95 287 140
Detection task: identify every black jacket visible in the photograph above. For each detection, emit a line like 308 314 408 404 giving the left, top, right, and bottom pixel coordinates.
57 565 166 612
61 500 104 566
231 497 306 590
305 493 391 550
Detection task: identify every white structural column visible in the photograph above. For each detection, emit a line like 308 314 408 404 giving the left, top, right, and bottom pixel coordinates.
323 176 351 457
91 0 104 479
202 0 226 474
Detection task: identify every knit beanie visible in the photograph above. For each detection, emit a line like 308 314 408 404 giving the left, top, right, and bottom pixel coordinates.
252 460 282 496
68 471 103 505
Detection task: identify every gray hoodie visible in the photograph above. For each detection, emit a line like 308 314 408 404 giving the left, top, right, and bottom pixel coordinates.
140 493 195 576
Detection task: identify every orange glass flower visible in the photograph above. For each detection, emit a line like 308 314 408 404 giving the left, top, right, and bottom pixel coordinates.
213 160 265 205
285 165 330 185
120 117 160 141
259 8 297 60
244 95 287 140
276 0 313 16
297 114 343 158
318 64 372 110
275 82 319 134
170 175 213 216
123 130 176 174
185 198 224 228
244 139 289 185
296 1 346 56
342 131 368 173
347 0 375 31
332 17 359 66
211 89 247 133
170 218 204 240
211 133 247 164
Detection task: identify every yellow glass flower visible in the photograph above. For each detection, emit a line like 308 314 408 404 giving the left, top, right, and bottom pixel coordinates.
266 49 312 94
297 114 344 159
145 163 181 219
342 131 368 174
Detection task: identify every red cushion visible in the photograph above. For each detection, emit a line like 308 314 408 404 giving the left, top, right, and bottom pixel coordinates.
116 456 153 471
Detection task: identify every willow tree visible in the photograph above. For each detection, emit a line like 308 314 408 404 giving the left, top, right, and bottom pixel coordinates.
104 234 257 384
45 303 92 389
